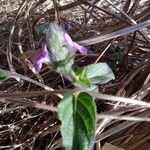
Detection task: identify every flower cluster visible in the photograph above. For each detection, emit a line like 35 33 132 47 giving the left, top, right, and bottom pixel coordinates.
32 23 87 72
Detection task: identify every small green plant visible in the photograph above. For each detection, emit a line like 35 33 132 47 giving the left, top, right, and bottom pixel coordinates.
107 44 125 63
0 22 115 150
0 72 9 83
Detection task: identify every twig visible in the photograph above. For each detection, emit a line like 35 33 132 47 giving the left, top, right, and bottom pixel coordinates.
97 114 150 122
0 90 73 98
52 0 60 23
0 68 63 98
124 31 137 62
94 39 115 63
96 109 150 142
105 0 150 44
7 0 29 72
0 89 150 110
33 1 85 26
0 98 58 112
78 20 150 46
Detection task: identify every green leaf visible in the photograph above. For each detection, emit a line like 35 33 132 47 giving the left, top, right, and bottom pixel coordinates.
85 63 115 84
107 45 124 62
58 92 96 150
111 52 124 62
107 45 123 54
0 72 9 83
73 92 96 150
58 93 74 150
73 67 91 86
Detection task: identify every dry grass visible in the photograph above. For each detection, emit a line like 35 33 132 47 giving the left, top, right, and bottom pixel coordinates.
0 0 150 149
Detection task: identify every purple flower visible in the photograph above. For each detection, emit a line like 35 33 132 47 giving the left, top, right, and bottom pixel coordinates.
32 44 49 72
64 33 87 55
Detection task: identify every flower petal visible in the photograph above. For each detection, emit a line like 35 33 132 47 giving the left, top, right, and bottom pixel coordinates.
32 44 49 72
72 42 87 55
34 62 42 72
40 44 49 57
64 33 74 48
64 33 87 55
